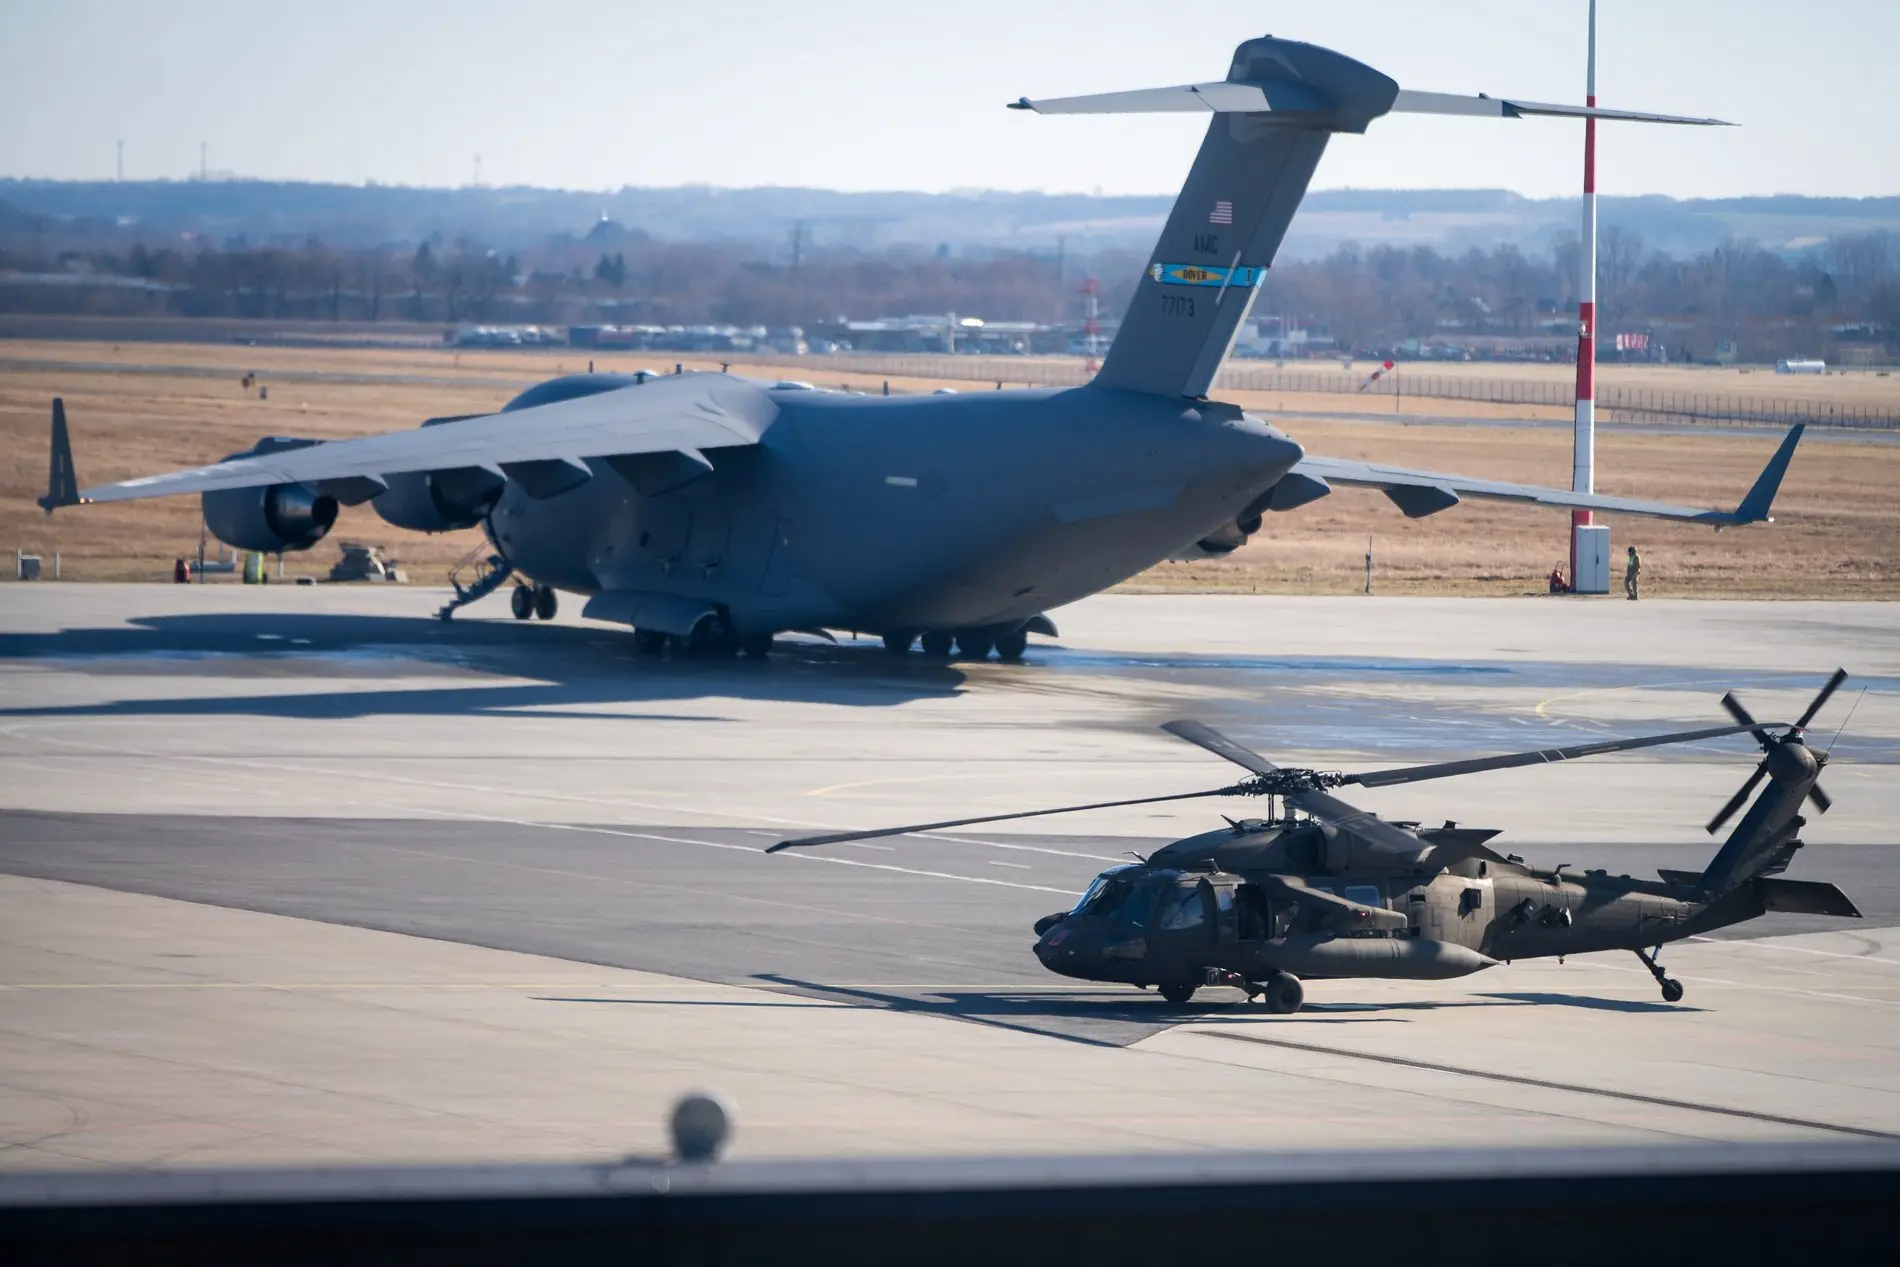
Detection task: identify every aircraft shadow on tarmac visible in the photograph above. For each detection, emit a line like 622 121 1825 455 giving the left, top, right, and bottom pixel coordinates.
0 612 971 720
732 974 1702 1045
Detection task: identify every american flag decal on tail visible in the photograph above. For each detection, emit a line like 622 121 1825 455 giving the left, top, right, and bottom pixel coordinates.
1209 200 1234 225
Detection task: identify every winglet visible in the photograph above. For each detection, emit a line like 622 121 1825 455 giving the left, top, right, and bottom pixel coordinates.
1728 423 1804 525
38 398 80 514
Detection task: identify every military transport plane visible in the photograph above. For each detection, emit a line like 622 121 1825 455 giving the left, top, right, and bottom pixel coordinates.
40 36 1799 659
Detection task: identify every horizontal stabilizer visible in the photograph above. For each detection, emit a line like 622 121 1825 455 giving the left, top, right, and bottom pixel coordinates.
1753 877 1862 918
1295 424 1802 526
1012 84 1730 128
1390 90 1731 127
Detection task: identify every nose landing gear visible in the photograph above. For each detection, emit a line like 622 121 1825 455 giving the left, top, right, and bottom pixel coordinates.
1635 946 1685 1003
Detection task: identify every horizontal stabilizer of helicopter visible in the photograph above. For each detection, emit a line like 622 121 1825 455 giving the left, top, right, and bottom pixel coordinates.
1753 877 1861 919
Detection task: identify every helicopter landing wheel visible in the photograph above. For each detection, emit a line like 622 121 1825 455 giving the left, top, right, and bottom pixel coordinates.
994 628 1029 662
1634 946 1683 1003
533 585 558 620
882 631 916 656
739 632 775 659
1158 982 1197 1006
633 627 667 656
510 585 534 620
919 630 954 658
1262 971 1304 1015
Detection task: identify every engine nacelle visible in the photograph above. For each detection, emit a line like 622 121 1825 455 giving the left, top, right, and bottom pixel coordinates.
372 467 505 533
202 482 338 553
1172 511 1262 560
199 437 337 553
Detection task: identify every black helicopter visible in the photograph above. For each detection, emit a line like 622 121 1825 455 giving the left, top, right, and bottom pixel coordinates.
771 672 1860 1013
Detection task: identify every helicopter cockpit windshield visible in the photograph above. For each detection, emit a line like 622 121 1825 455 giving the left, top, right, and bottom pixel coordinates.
1069 867 1195 930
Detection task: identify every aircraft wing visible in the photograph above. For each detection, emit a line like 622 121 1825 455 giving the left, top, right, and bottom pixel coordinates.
1290 423 1803 526
47 374 776 507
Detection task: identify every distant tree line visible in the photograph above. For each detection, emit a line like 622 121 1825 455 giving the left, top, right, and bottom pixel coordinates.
2 225 1893 361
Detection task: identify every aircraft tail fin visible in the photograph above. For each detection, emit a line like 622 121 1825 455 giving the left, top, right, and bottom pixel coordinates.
39 398 80 514
1013 36 1729 401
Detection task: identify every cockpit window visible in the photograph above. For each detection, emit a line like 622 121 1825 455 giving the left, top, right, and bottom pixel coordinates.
1071 865 1141 916
1155 883 1207 931
1106 882 1153 928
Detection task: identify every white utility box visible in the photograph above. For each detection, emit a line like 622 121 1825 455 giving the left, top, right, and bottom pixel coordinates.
1573 524 1611 594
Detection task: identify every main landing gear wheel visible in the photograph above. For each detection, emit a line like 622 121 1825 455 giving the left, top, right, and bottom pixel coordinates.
681 615 738 659
633 628 667 656
533 585 558 620
882 631 916 657
919 630 954 658
1262 972 1304 1015
993 628 1029 662
739 633 775 659
1159 982 1198 1006
510 586 534 620
1634 946 1685 1004
954 630 994 660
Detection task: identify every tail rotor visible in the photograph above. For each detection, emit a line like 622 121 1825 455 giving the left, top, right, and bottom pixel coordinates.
1705 669 1847 835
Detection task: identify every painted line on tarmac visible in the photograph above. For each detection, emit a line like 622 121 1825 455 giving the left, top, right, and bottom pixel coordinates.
1687 933 1900 969
2 721 1123 864
400 811 1078 897
1192 1029 1900 1141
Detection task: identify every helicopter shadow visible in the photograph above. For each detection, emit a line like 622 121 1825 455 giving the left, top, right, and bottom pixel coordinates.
747 973 1478 1045
0 611 969 722
1474 990 1707 1014
1183 992 1703 1017
750 973 1260 1046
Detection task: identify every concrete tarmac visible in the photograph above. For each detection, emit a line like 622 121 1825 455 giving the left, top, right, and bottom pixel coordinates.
1 586 1896 1167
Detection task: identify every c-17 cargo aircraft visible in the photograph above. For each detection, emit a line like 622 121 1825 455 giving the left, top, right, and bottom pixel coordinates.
40 36 1801 660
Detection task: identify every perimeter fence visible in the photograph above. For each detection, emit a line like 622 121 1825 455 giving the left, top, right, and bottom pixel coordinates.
747 353 1900 431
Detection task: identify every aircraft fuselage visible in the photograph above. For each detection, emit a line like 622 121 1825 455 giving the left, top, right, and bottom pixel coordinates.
486 377 1303 637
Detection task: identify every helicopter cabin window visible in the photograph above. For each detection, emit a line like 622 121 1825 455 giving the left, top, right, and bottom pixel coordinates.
1155 883 1207 931
1344 885 1383 909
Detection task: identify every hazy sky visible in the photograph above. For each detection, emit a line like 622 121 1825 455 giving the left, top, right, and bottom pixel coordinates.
3 0 1894 199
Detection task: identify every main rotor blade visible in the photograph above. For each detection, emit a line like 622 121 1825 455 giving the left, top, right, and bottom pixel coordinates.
1161 720 1281 776
1795 668 1850 731
765 786 1239 852
1720 691 1774 752
1707 763 1769 835
1343 722 1779 790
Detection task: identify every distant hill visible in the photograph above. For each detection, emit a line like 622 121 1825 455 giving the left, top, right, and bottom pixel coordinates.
2 178 1894 260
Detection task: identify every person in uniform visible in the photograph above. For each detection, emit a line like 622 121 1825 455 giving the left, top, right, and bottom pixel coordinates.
1625 545 1642 601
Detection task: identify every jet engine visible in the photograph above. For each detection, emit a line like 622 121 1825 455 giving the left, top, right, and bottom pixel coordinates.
372 467 506 533
199 437 338 553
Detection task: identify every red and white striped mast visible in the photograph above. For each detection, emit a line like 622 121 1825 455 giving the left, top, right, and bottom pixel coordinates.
1569 0 1599 589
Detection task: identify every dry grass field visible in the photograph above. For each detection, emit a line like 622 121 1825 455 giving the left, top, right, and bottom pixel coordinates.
2 339 1896 597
